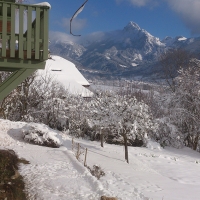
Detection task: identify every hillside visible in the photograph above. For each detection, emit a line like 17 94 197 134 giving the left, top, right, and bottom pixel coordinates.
1 119 200 200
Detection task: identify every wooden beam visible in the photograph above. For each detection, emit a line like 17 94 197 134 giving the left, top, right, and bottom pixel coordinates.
35 7 40 60
10 4 16 58
2 3 8 57
18 5 24 59
26 6 32 59
0 68 36 101
0 58 46 69
42 8 49 60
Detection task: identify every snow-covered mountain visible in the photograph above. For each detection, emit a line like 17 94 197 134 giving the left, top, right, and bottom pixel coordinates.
49 21 200 80
50 40 86 63
162 36 200 55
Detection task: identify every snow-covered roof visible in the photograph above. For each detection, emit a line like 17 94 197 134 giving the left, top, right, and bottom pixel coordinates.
39 55 93 97
46 56 90 86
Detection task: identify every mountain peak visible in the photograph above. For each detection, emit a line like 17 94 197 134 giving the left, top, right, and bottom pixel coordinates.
123 21 141 32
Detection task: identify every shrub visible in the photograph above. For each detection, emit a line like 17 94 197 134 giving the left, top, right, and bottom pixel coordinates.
22 124 62 148
87 165 105 180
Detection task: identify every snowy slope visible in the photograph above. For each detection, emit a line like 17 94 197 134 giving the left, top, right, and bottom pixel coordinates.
1 119 200 200
38 55 93 97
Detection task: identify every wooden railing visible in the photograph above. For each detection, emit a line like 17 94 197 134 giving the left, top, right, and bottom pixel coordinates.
0 1 50 61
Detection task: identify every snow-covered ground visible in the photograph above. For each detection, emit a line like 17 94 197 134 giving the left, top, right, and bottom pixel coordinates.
1 119 200 200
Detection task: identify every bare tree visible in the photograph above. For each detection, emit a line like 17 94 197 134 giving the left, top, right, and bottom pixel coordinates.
159 48 193 92
170 58 200 151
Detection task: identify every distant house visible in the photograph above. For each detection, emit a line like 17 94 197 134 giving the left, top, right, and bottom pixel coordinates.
39 55 93 98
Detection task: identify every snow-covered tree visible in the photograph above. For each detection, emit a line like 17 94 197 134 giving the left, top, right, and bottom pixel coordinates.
112 95 156 163
88 92 157 162
170 59 200 151
88 91 115 147
67 95 89 137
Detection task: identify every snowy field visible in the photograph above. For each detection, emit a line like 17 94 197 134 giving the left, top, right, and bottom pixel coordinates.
1 119 200 200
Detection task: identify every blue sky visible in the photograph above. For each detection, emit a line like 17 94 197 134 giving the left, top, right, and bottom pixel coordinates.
30 0 200 40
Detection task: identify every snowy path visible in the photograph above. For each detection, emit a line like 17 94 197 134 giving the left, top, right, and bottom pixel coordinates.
18 147 104 200
14 142 146 200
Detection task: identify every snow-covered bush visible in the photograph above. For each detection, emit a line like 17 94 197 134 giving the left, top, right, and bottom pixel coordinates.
27 95 69 131
22 123 63 148
155 117 184 148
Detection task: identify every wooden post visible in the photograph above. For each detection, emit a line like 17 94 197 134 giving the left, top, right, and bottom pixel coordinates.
123 133 129 164
77 143 80 158
84 148 88 167
72 138 74 151
100 128 104 148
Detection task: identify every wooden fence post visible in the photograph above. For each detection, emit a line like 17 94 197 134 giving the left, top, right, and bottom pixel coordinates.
100 128 104 148
123 133 129 164
72 138 74 151
77 143 80 158
84 148 88 167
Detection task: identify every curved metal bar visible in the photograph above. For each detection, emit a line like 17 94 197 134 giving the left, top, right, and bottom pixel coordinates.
70 0 88 36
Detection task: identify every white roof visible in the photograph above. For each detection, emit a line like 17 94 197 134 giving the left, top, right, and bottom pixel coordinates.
38 55 93 97
46 55 90 86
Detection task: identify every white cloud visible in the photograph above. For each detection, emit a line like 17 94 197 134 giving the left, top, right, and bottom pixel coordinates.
78 31 105 44
166 0 200 34
116 0 200 34
62 18 87 33
49 31 79 43
129 0 150 6
116 0 154 7
49 31 107 46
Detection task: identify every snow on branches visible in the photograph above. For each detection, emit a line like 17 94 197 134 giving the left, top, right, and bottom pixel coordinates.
88 92 157 144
